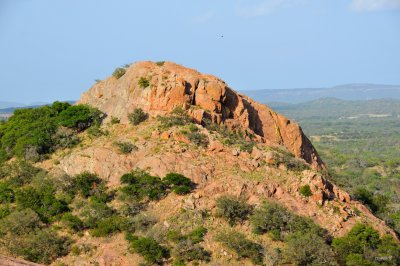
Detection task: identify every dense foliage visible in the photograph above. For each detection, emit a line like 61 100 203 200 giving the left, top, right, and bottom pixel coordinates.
216 195 253 226
120 169 195 201
215 230 264 265
0 102 103 162
126 234 169 264
332 223 400 265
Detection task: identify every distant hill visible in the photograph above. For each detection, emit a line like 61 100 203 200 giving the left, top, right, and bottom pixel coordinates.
242 84 400 104
269 97 400 120
0 101 26 109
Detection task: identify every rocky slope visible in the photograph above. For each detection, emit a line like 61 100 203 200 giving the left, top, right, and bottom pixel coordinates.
79 61 323 170
3 62 397 266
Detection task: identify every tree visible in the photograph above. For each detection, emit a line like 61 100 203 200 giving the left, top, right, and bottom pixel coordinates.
128 108 148 125
216 196 252 226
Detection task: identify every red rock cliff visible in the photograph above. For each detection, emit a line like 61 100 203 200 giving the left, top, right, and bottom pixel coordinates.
78 61 324 169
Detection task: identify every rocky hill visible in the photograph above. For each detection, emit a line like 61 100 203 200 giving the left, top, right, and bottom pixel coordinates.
0 62 398 266
79 61 323 170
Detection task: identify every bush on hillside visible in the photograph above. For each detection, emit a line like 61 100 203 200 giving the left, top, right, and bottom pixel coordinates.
0 160 42 187
332 223 400 265
353 188 389 214
77 199 114 228
188 132 209 147
113 141 137 154
163 172 194 195
215 230 264 265
173 240 211 263
15 186 69 222
283 232 335 265
128 108 148 125
127 235 169 264
157 107 192 128
299 184 313 197
250 201 325 240
216 196 253 226
138 77 150 88
71 172 105 198
90 215 128 237
1 228 71 264
112 67 126 79
120 169 167 201
60 213 85 232
0 102 102 162
0 182 14 203
58 105 103 131
0 209 41 236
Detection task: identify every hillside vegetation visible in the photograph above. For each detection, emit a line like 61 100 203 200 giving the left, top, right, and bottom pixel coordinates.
0 101 399 265
272 98 400 236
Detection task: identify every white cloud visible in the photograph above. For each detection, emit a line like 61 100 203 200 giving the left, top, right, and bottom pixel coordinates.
350 0 400 11
193 10 216 23
235 0 305 18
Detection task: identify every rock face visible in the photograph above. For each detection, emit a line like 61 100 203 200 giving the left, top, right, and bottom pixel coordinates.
78 61 324 169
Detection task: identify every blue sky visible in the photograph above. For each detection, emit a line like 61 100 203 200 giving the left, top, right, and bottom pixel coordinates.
0 0 399 103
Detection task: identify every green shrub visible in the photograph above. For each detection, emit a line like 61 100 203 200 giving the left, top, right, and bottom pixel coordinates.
1 228 71 264
128 213 157 233
216 196 253 226
127 235 169 264
156 61 165 66
250 201 325 240
299 184 312 197
353 188 389 214
0 182 14 203
114 141 137 154
15 186 69 222
128 108 148 125
215 230 264 265
91 215 128 237
110 116 120 124
112 67 126 79
163 172 194 195
188 132 209 147
78 200 114 228
0 106 58 161
0 160 42 187
0 102 94 162
240 141 255 153
157 107 192 128
138 77 150 88
60 213 85 231
331 223 400 265
53 127 80 149
186 226 207 244
120 169 167 201
87 125 106 137
119 201 147 217
173 240 211 263
0 204 11 219
72 172 105 198
0 209 41 236
58 105 103 131
283 232 335 265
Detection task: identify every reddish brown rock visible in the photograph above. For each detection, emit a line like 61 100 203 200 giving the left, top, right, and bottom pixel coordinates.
78 61 324 169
